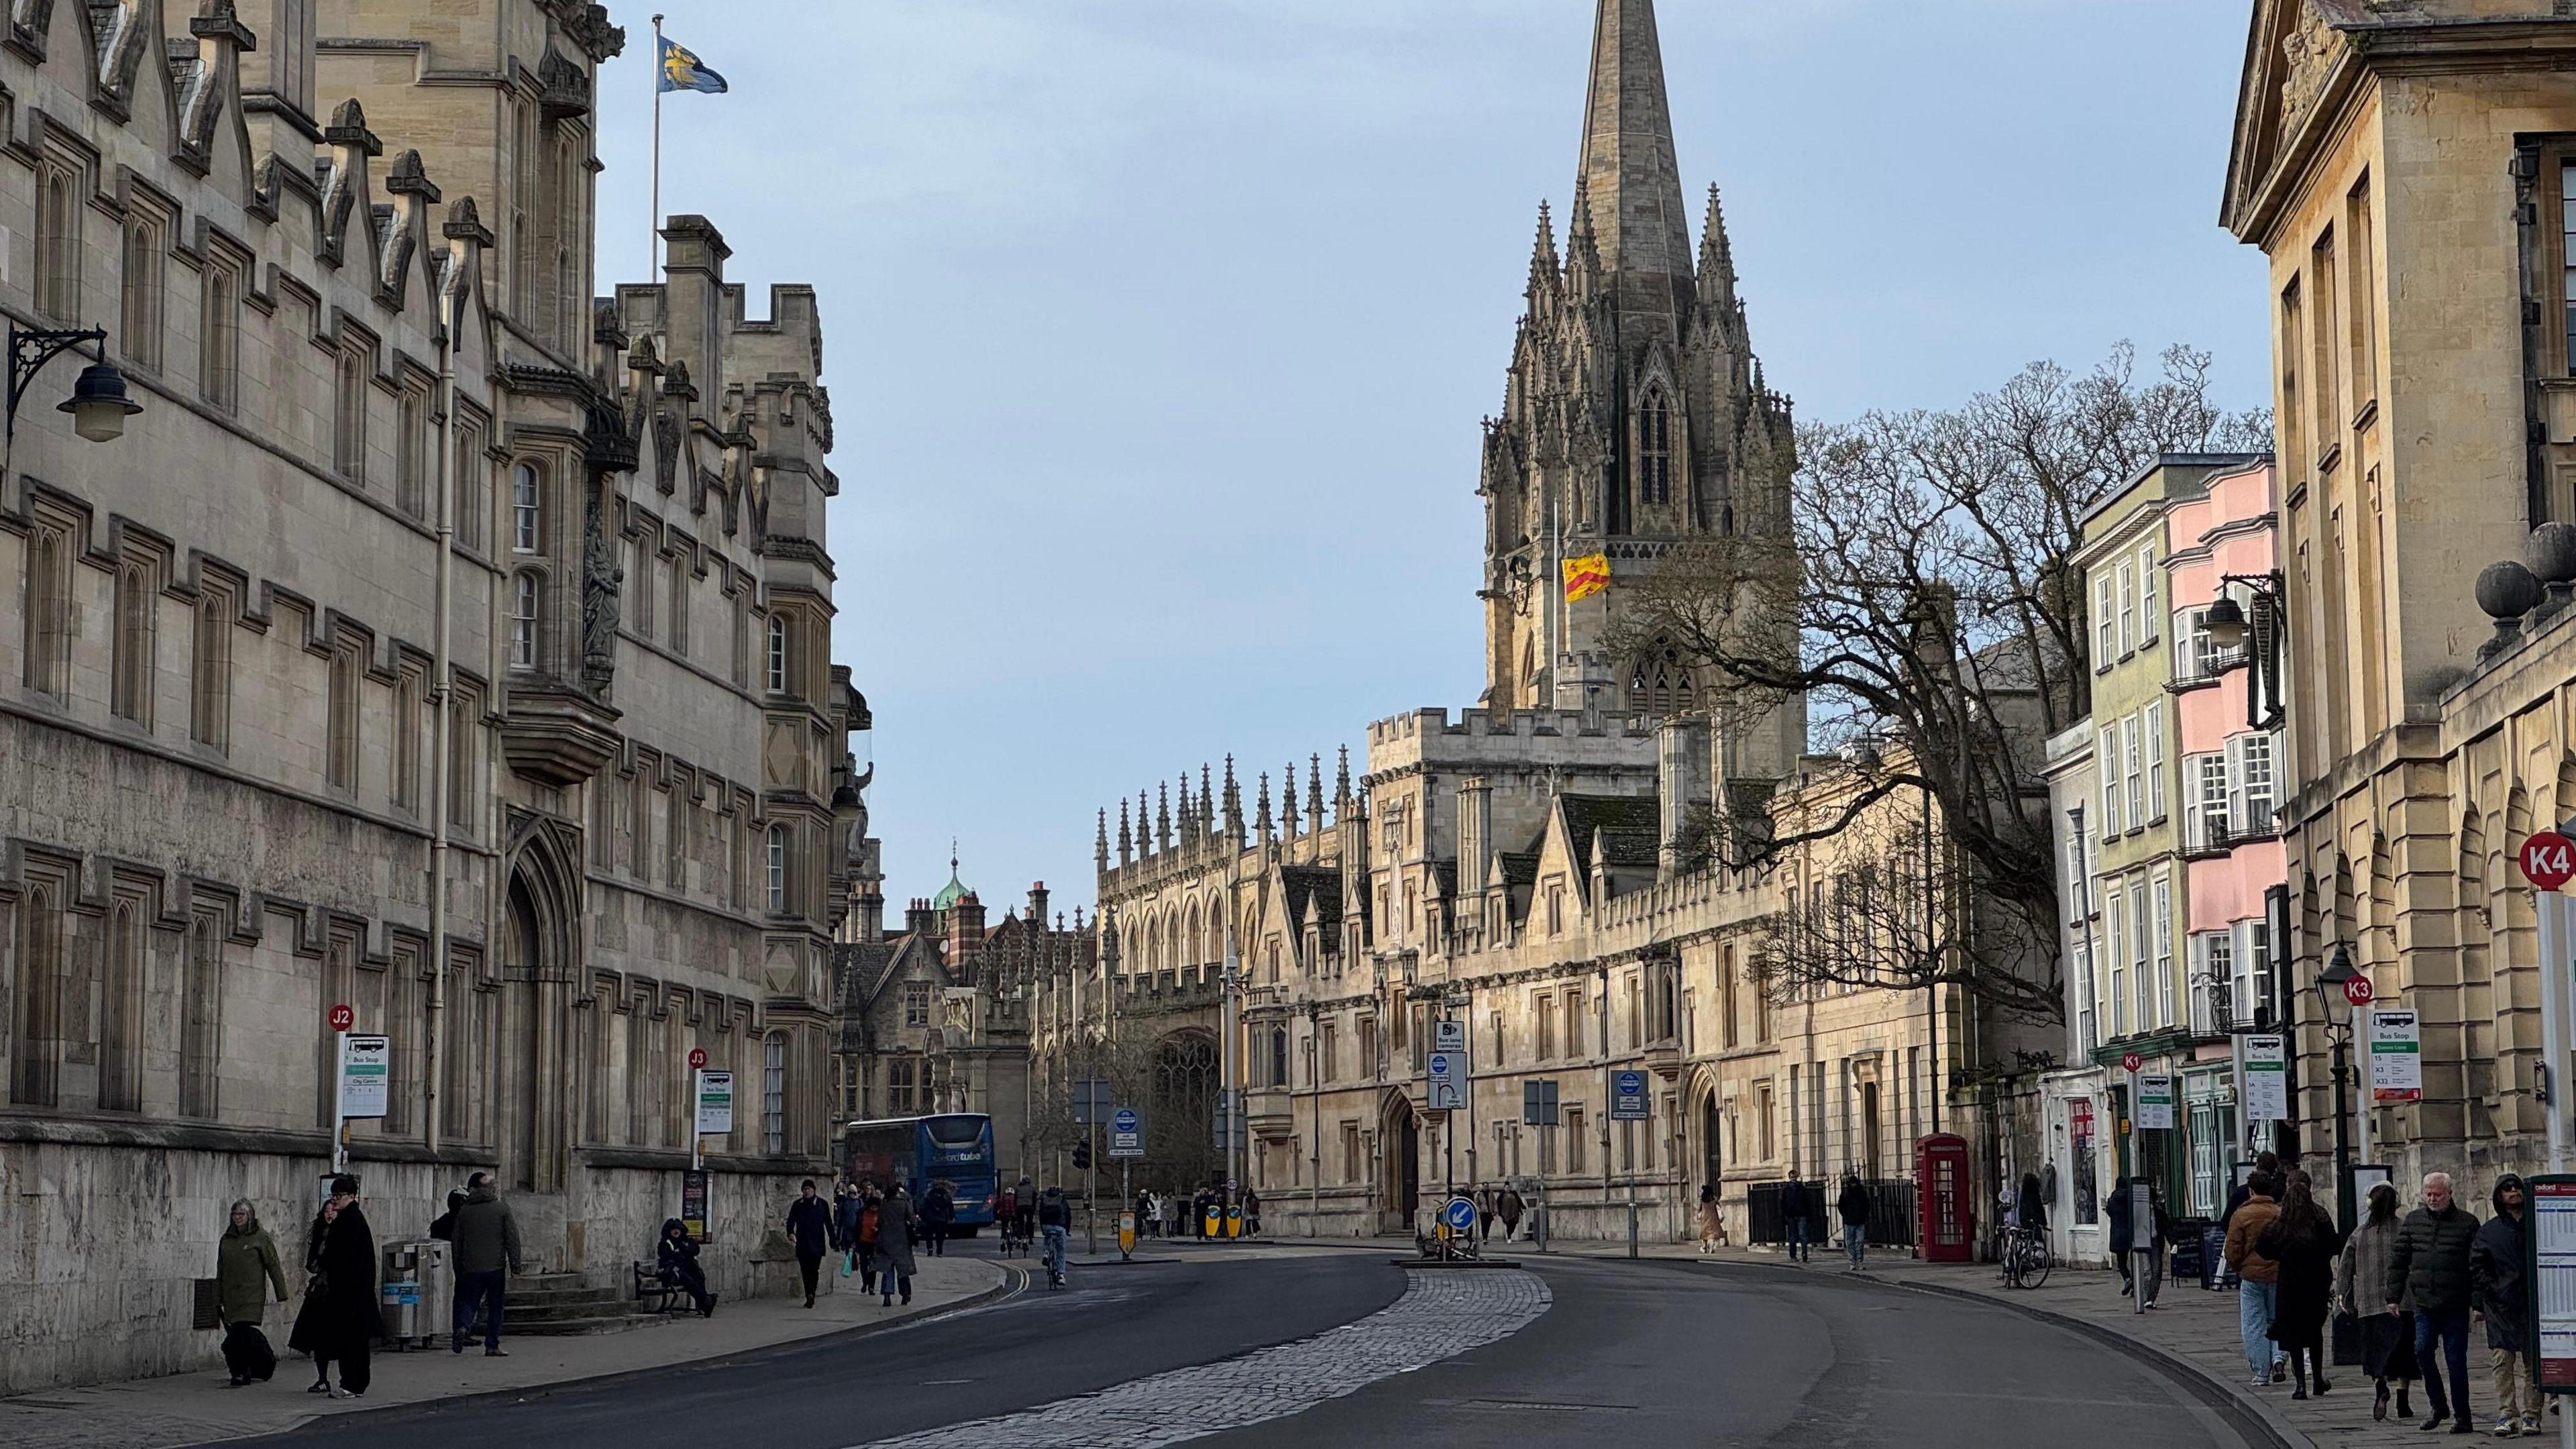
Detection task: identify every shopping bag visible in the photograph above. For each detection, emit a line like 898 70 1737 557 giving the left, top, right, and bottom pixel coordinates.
2331 1309 2363 1367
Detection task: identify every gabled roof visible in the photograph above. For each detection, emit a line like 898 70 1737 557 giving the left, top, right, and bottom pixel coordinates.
1560 794 1661 877
1281 865 1344 931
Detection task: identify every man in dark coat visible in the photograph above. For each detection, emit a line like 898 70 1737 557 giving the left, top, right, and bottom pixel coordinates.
920 1183 955 1257
449 1172 523 1356
876 1186 920 1305
2388 1171 2482 1433
786 1179 834 1308
2471 1174 2532 1436
1780 1178 1813 1263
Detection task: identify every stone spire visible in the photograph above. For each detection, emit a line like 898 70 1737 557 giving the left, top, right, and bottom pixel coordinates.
1336 745 1353 814
1281 762 1300 837
1199 763 1216 835
1176 773 1195 844
1578 0 1695 318
1697 184 1735 307
1256 772 1273 842
1095 808 1110 871
1307 754 1326 836
1223 755 1244 841
1527 199 1560 299
1118 797 1133 866
1157 782 1172 853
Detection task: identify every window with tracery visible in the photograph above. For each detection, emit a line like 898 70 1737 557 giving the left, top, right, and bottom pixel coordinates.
1639 388 1672 504
1628 639 1686 714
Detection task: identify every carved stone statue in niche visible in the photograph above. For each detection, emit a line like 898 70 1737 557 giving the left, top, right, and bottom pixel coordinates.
2277 2 2337 135
580 485 622 698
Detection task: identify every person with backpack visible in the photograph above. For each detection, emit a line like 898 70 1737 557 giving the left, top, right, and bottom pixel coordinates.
215 1199 288 1386
1036 1184 1072 1287
996 1183 1022 1254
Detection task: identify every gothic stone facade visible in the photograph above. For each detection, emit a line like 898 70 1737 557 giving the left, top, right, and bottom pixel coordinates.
0 0 863 1391
1071 0 2049 1244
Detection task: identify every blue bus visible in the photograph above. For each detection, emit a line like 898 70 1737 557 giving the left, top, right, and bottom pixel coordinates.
843 1113 997 1230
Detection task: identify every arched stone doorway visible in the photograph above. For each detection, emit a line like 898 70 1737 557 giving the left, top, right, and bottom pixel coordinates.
500 816 580 1195
1379 1093 1419 1233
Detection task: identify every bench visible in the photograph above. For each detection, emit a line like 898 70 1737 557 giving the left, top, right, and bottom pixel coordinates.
630 1261 691 1315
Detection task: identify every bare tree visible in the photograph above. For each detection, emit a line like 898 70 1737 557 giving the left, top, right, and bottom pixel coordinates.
1027 1015 1222 1197
1619 343 2269 1022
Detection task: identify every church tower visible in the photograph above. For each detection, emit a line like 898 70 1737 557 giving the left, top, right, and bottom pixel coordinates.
1481 0 1799 781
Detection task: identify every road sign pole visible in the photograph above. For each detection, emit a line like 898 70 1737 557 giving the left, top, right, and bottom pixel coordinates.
1120 1159 1132 1263
2544 890 2572 1176
331 1031 347 1175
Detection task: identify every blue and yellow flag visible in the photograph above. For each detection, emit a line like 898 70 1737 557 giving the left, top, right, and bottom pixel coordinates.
659 36 729 95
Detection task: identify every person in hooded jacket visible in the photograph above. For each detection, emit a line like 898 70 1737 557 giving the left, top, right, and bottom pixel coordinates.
875 1185 919 1305
2472 1173 2535 1436
2340 1183 2420 1423
1836 1174 1874 1271
215 1199 288 1385
920 1182 956 1256
1780 1178 1815 1263
657 1219 715 1316
835 1185 865 1275
2258 1177 2341 1399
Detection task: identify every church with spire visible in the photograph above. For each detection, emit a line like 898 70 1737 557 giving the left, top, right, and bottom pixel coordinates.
1059 0 2031 1241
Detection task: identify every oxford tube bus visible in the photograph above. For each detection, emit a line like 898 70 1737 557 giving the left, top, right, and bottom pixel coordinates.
843 1113 998 1230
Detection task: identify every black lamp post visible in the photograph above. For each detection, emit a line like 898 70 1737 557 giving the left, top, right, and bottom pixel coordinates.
2317 946 2361 1230
7 325 141 449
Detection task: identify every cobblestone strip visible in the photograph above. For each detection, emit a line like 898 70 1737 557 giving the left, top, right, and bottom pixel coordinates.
851 1268 1551 1449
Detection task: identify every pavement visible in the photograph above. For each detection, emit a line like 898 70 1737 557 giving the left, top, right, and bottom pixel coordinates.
0 1254 1008 1449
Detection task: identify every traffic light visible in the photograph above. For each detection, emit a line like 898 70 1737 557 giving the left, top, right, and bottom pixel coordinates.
1073 1140 1091 1171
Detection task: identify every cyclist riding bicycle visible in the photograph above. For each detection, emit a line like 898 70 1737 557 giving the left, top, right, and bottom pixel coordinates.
1036 1185 1071 1287
1013 1176 1038 1256
994 1185 1021 1254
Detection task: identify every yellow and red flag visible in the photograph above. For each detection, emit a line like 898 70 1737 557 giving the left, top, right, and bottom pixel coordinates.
1562 552 1610 603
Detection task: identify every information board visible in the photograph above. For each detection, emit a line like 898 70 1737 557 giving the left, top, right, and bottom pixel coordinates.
2369 1010 2423 1103
2529 1176 2576 1392
1611 1070 1650 1122
2241 1034 2289 1122
339 1034 390 1120
2133 1074 2176 1130
694 1069 735 1135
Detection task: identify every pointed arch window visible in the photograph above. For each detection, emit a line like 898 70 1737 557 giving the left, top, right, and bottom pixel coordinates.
1639 387 1673 505
1628 638 1686 715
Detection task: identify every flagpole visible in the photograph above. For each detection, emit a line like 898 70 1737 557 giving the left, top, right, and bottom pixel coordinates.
651 13 665 278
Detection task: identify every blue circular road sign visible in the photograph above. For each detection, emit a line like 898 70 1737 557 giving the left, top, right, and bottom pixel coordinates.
1114 1108 1140 1132
1442 1195 1477 1231
1616 1071 1646 1093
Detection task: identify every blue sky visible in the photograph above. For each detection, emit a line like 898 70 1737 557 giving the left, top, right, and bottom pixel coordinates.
593 0 2269 919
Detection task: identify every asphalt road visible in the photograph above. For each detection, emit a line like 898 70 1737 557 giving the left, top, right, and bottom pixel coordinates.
1211 1257 2279 1449
215 1247 1404 1449
213 1248 2277 1449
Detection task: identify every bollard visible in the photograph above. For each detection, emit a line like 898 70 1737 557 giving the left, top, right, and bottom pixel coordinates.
1627 1199 1639 1259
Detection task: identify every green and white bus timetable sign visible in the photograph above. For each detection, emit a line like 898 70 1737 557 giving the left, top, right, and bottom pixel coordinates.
339 1034 390 1119
2368 1009 2422 1103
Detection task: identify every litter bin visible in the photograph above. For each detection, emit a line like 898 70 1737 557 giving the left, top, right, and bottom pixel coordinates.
380 1240 451 1348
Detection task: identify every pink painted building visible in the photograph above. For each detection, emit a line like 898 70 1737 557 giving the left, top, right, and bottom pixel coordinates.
2163 460 2285 1037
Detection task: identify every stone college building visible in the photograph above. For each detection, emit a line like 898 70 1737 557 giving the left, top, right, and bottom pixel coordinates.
0 0 866 1390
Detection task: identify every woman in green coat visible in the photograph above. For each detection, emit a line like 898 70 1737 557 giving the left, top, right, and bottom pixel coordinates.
215 1199 288 1385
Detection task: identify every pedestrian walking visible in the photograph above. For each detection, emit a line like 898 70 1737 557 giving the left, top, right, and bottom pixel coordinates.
286 1174 380 1399
215 1199 288 1386
1497 1185 1525 1245
1697 1184 1725 1253
921 1182 955 1256
2259 1177 2341 1399
835 1185 865 1275
1243 1187 1262 1236
2222 1152 2281 1231
858 1189 885 1292
2340 1183 2420 1424
1479 1187 1497 1244
1132 1189 1150 1246
2110 1179 2174 1307
448 1171 523 1355
875 1185 918 1306
2388 1170 2482 1434
657 1219 715 1316
1780 1177 1813 1263
786 1179 833 1308
2225 1171 2285 1387
426 1187 466 1242
1036 1183 1072 1287
2472 1173 2535 1436
1835 1173 1872 1271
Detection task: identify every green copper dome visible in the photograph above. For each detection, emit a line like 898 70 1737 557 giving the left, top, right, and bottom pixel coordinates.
931 843 971 910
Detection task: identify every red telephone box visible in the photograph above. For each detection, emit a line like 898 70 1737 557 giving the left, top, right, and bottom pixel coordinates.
1917 1134 1973 1263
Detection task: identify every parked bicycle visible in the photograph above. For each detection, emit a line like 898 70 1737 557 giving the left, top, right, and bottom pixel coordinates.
1999 1222 2051 1289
